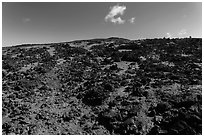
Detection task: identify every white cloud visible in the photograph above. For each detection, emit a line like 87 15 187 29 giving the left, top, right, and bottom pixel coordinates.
129 17 135 24
178 29 187 36
110 17 125 24
105 4 126 24
166 32 172 38
22 18 31 23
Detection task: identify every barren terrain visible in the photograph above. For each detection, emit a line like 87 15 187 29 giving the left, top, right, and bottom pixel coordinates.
2 37 202 135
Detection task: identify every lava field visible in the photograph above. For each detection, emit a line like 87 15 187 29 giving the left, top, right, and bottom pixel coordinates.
2 37 202 135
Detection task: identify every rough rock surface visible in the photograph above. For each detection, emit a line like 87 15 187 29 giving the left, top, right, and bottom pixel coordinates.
2 37 202 135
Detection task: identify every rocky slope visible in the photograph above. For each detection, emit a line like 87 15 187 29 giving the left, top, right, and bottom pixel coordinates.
2 37 202 135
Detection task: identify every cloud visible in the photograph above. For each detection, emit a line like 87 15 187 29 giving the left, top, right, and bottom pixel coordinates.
110 17 125 24
129 17 135 24
105 4 126 24
166 32 172 38
22 18 31 23
178 29 187 36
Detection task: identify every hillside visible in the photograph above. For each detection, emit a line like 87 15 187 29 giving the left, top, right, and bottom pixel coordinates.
2 37 202 135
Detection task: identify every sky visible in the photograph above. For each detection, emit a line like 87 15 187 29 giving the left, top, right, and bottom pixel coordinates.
2 2 202 47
